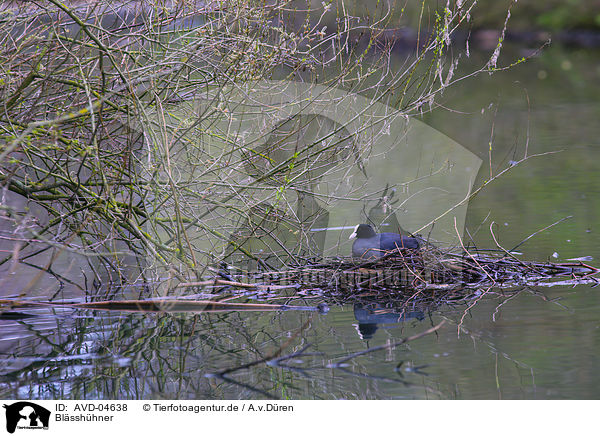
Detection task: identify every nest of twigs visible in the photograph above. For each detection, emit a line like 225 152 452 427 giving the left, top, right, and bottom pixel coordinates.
211 245 599 303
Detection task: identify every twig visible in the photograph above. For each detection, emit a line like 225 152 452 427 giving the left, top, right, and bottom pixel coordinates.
508 216 573 254
331 320 445 366
212 317 313 377
176 278 300 290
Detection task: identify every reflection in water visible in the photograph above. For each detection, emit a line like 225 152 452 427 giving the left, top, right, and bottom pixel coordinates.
353 303 425 340
1 281 598 400
0 301 442 400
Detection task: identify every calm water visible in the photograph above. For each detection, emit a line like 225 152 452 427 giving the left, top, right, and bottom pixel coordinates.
2 43 600 400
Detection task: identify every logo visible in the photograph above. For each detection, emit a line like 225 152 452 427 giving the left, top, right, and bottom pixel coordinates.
3 402 50 434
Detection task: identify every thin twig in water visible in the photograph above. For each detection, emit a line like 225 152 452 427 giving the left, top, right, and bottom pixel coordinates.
492 289 524 322
213 317 313 377
489 221 536 272
508 216 573 254
457 285 494 337
331 320 445 367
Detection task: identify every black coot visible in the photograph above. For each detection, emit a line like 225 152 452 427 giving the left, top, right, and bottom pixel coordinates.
349 224 419 259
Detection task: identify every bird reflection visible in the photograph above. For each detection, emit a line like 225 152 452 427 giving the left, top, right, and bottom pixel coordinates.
353 303 425 340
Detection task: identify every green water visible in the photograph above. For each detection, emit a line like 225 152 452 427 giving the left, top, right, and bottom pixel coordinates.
2 43 600 400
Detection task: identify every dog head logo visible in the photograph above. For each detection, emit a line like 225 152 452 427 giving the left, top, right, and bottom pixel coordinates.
3 402 50 434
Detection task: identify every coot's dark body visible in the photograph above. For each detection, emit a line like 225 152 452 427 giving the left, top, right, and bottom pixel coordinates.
350 224 419 259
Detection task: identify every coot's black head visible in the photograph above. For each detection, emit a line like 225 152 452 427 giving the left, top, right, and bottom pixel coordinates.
349 224 377 239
